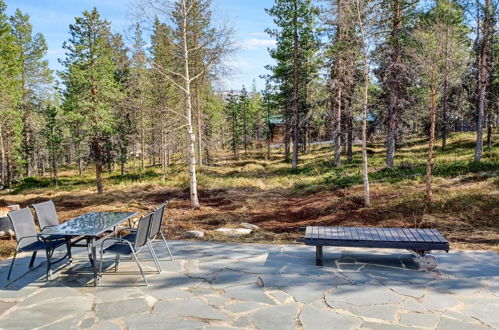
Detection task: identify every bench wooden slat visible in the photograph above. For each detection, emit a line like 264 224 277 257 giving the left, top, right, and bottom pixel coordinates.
423 229 439 242
415 229 433 242
430 229 448 243
369 228 381 241
305 226 312 239
401 228 416 242
364 228 375 241
407 228 425 242
320 226 326 239
394 228 410 242
374 228 389 241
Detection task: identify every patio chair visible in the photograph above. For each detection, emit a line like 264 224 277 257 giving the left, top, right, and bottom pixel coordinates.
7 208 70 281
31 200 67 242
99 212 159 286
120 202 174 264
149 202 174 261
31 200 58 230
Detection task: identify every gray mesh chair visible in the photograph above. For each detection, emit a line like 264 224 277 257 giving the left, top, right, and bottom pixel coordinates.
31 200 58 229
7 208 70 281
99 212 159 286
149 203 174 261
31 200 66 241
119 202 173 269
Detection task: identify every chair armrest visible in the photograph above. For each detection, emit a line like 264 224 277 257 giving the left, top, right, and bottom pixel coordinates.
117 227 137 238
99 237 134 254
17 235 47 244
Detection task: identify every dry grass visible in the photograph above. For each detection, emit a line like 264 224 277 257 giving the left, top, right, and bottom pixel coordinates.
0 132 498 259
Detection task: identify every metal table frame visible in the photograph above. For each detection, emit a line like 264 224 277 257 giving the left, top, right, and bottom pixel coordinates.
41 212 138 286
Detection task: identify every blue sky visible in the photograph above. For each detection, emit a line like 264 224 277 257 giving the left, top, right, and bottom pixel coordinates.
4 0 277 91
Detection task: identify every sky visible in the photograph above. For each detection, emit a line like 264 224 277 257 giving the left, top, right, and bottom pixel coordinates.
4 0 277 91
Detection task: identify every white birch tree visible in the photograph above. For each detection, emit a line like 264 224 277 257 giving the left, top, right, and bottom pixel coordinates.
136 0 233 208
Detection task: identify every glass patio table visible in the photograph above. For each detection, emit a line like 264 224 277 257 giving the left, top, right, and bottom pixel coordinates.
41 211 138 286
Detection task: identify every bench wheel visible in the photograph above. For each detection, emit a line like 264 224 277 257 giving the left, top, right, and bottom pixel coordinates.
419 254 438 271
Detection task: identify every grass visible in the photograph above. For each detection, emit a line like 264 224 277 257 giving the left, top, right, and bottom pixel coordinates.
0 131 498 259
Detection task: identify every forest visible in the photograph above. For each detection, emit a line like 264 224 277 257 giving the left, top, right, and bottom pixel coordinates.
0 0 497 253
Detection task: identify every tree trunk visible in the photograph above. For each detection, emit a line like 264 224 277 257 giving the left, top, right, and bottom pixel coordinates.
356 4 370 207
334 88 342 167
426 82 437 205
96 162 103 194
386 0 401 169
362 67 370 206
267 101 271 160
475 0 491 162
346 114 353 162
291 1 300 169
51 153 58 185
0 124 5 185
243 100 248 157
284 123 290 161
182 0 200 209
92 139 104 194
232 105 237 158
441 25 449 150
486 106 493 151
140 107 145 169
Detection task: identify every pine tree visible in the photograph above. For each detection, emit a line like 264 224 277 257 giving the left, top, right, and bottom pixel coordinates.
10 9 52 176
41 101 64 184
240 86 250 156
0 0 22 187
110 32 133 175
149 18 181 171
266 0 319 168
60 8 122 194
379 0 417 168
411 0 468 204
225 91 242 157
474 0 494 162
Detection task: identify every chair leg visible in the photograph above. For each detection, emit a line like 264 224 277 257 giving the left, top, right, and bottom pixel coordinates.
131 251 148 286
115 254 120 272
147 241 162 273
98 250 105 281
160 232 174 261
7 249 19 280
29 251 37 269
44 248 53 282
65 238 72 264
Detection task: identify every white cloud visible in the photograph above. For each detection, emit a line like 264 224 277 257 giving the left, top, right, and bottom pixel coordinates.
237 38 276 50
250 32 268 37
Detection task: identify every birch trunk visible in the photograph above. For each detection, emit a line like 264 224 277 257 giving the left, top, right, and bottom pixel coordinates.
182 0 200 208
357 5 371 207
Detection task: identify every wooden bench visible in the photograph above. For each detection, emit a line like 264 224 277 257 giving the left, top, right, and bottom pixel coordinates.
303 226 449 270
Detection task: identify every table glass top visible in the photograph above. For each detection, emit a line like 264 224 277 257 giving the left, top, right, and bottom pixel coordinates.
41 212 137 237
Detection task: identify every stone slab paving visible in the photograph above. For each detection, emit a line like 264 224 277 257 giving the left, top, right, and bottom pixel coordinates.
0 241 498 329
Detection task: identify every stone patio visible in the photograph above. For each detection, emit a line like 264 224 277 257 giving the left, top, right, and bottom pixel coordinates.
0 240 498 329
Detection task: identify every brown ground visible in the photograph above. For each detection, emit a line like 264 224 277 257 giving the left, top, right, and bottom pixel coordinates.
1 133 498 258
1 174 497 257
